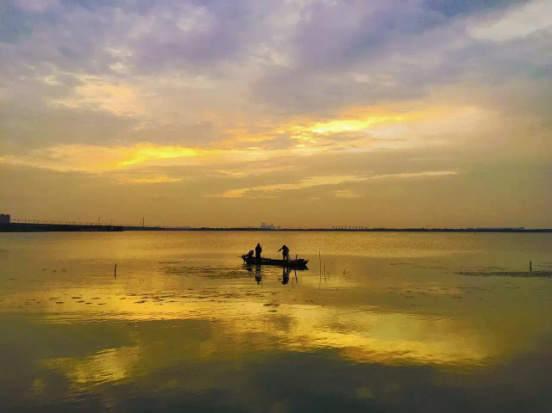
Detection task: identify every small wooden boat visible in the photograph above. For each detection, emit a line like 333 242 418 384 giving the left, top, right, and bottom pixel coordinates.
241 255 309 269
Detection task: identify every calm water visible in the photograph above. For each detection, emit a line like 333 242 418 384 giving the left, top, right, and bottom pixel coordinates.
1 232 552 412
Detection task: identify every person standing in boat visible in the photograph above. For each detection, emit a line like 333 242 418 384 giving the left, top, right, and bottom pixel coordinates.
255 243 262 261
278 244 290 263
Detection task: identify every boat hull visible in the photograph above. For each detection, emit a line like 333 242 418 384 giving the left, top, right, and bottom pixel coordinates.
242 256 309 268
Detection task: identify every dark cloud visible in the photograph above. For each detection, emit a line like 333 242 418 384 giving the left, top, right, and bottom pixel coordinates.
290 1 444 71
287 0 527 72
0 0 266 76
423 0 529 17
0 1 31 43
253 1 551 117
1 0 547 121
128 1 262 73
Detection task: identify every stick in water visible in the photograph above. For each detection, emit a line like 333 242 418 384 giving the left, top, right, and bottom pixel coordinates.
114 264 117 278
319 251 322 289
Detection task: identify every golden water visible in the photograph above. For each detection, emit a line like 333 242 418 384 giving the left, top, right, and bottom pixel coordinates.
1 232 552 411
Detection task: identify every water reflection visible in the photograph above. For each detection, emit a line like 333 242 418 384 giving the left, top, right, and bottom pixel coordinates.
44 346 141 389
243 263 265 285
281 267 290 285
1 232 552 411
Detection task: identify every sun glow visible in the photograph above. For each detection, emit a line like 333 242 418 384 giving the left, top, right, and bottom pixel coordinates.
0 143 223 173
0 104 480 184
308 115 406 134
116 144 206 167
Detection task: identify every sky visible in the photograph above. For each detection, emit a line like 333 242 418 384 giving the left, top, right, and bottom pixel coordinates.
0 0 551 228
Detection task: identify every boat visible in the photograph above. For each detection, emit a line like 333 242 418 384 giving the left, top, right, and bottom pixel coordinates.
241 255 309 269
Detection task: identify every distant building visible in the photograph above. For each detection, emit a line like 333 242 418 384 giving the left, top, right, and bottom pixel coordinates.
260 222 276 230
0 214 11 224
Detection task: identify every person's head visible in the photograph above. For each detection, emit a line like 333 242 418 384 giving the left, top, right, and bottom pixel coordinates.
257 243 260 246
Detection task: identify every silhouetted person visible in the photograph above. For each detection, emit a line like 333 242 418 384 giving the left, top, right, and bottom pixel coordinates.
255 243 262 261
241 249 254 263
278 244 290 263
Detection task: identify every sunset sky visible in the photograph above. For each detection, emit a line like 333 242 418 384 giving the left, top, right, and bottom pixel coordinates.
1 0 551 228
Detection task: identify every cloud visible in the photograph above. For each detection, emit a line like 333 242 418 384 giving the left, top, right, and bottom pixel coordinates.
0 143 226 172
1 0 548 139
0 102 482 175
48 75 146 116
0 0 550 226
217 171 459 198
116 175 183 185
334 190 361 198
251 0 546 117
468 0 551 40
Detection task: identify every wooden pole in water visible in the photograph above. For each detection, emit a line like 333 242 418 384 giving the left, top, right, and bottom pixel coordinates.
319 251 322 289
529 261 532 272
114 264 117 278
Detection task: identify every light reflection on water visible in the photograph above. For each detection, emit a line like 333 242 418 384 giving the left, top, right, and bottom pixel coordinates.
1 232 552 411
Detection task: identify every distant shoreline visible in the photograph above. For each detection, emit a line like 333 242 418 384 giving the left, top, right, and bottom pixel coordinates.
1 222 551 233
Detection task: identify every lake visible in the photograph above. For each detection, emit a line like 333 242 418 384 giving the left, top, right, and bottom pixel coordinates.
1 231 552 412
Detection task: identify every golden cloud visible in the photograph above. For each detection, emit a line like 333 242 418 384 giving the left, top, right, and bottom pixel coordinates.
218 171 459 198
0 143 226 173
